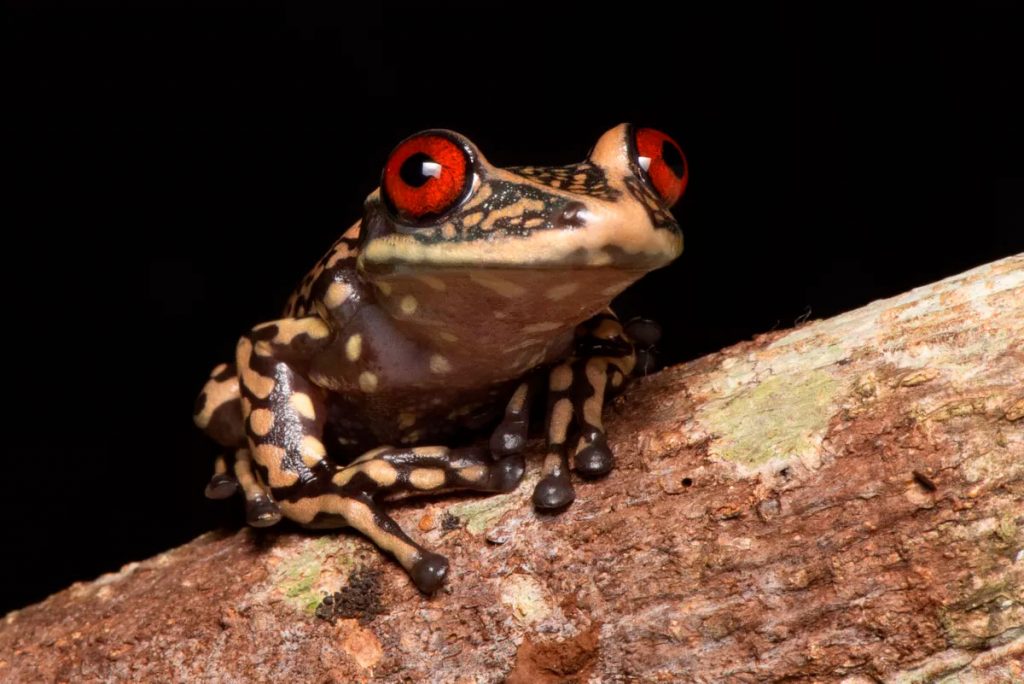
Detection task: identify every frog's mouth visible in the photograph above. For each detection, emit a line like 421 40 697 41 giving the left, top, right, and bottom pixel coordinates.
358 216 682 275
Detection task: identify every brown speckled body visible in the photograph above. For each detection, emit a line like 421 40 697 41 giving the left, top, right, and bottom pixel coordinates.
194 124 687 591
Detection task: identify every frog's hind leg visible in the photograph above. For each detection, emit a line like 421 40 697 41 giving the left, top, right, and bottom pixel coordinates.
306 445 525 592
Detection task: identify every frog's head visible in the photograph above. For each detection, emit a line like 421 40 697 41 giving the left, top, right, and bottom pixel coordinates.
359 124 685 275
356 124 687 362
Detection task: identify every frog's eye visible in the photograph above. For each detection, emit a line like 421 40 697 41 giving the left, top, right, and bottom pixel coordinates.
382 132 472 222
632 127 688 207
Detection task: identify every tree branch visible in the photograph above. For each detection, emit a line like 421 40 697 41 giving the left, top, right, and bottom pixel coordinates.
3 255 1022 682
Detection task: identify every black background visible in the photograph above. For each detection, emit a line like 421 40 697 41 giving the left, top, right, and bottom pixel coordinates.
5 3 1022 615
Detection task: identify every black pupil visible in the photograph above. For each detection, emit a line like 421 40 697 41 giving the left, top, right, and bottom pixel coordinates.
399 152 436 188
661 140 685 178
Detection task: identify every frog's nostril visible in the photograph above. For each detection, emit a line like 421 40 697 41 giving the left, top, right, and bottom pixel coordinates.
554 200 587 228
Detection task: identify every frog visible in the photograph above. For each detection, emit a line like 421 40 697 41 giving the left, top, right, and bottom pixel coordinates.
193 123 687 593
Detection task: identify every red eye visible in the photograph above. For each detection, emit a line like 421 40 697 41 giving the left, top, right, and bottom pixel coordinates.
382 132 471 221
633 127 688 207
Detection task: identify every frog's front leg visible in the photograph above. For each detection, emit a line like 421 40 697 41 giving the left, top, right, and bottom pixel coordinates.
533 312 636 509
236 316 525 592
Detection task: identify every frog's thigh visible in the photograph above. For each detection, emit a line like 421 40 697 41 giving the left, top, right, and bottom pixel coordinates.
235 317 334 492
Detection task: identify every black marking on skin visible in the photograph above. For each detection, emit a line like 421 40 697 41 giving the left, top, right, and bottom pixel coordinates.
624 175 678 230
194 391 207 416
507 162 620 201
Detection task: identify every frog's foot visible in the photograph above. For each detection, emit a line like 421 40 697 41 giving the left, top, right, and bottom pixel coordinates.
624 317 662 376
204 453 240 499
234 448 283 527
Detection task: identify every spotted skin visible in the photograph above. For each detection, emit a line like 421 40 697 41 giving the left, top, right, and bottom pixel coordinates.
194 124 686 592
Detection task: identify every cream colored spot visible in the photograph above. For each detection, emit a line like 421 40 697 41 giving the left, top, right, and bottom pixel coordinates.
300 435 327 467
398 412 417 429
587 250 613 267
210 363 229 378
248 408 275 436
332 468 357 487
402 430 423 443
507 382 529 413
429 355 452 374
325 243 352 268
254 341 273 357
437 331 459 343
469 272 527 298
601 281 633 296
359 372 379 393
409 468 446 490
441 222 457 239
346 334 363 362
377 281 393 296
458 464 487 483
524 218 545 229
462 183 492 210
611 371 624 388
399 295 418 315
549 398 573 442
290 392 316 420
273 317 331 344
481 198 545 231
462 211 484 227
412 445 448 458
325 281 351 308
362 460 398 487
549 364 573 392
545 282 580 301
417 275 447 291
523 321 562 334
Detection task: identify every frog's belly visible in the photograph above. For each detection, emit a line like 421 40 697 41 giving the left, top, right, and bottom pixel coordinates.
323 378 522 461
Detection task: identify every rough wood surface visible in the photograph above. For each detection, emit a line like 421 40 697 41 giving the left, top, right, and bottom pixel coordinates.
3 256 1022 683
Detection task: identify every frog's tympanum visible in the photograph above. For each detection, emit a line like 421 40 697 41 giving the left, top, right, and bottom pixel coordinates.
194 124 687 592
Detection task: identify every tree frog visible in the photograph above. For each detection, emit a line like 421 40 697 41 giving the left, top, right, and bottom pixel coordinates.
194 124 687 592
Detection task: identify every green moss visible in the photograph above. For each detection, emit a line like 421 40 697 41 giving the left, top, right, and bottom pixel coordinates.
702 369 839 469
447 491 518 535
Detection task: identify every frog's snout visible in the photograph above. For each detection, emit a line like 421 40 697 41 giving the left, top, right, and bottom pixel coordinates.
553 200 588 229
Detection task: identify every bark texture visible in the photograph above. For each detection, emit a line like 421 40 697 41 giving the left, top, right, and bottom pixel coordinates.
3 255 1023 683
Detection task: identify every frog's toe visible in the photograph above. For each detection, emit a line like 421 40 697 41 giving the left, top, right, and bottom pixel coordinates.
490 454 525 492
573 430 614 479
489 421 528 456
205 453 239 499
205 472 239 499
532 474 576 510
410 551 449 593
245 493 283 527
